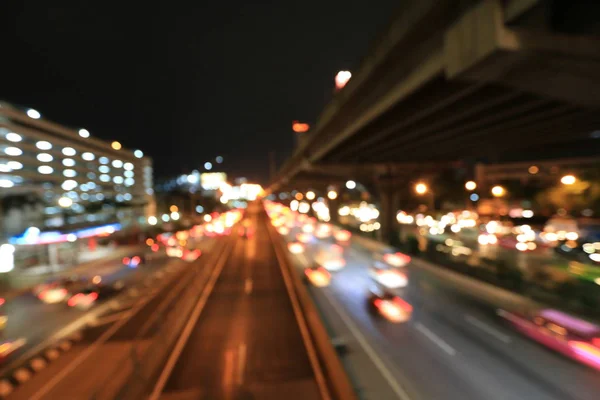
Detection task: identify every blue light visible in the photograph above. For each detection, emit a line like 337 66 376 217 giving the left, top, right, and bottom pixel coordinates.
470 193 479 202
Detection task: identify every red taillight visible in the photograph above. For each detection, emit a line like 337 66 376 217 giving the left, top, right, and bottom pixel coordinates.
593 338 600 348
393 297 413 312
123 257 130 265
131 256 141 265
151 244 159 252
374 298 383 309
0 298 5 307
68 293 82 307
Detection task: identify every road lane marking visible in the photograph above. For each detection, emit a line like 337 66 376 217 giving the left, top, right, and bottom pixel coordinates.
317 288 412 399
244 278 253 294
415 323 456 356
465 315 511 343
223 349 235 387
236 343 247 385
88 311 133 327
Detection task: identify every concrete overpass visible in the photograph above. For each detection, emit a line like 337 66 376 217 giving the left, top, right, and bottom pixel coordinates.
271 0 600 239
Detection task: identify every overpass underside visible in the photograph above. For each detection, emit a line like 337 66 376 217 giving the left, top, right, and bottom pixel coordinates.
276 0 600 190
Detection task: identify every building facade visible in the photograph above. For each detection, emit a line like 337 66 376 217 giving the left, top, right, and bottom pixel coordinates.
0 101 155 240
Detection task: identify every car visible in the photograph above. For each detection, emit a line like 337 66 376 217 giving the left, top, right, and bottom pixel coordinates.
35 277 90 304
122 255 145 267
0 298 6 331
498 308 600 371
381 252 411 268
369 261 408 289
304 265 331 287
367 286 413 323
67 281 125 309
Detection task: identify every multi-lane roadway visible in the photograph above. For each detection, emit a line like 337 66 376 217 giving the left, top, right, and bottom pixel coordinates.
281 220 600 400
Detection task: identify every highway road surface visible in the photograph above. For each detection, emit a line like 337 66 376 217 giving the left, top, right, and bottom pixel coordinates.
282 222 600 400
159 207 321 400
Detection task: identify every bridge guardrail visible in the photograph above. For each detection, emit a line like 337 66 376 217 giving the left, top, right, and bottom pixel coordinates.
265 216 359 400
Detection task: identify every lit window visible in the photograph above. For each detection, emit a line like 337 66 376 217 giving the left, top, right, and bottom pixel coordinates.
4 147 22 156
87 172 96 179
97 193 105 200
7 161 22 170
27 109 41 119
38 165 53 174
62 147 76 156
36 141 52 150
99 165 110 173
82 152 95 161
116 194 124 202
134 150 143 158
124 170 134 178
63 169 77 177
124 162 134 170
81 193 90 200
113 176 124 184
125 178 135 186
5 133 22 142
112 160 123 168
99 156 109 164
0 164 10 172
37 153 53 162
124 193 132 201
99 174 110 182
0 179 14 188
146 188 154 195
87 182 96 189
78 129 90 138
80 184 89 192
61 180 78 190
63 159 75 167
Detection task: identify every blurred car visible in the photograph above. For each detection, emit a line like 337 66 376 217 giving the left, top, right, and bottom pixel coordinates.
0 298 6 331
382 252 411 268
498 308 600 370
367 286 412 323
0 338 26 360
334 229 352 243
304 265 331 287
67 281 125 309
181 249 201 262
122 255 145 268
369 261 408 289
287 242 305 254
35 277 90 304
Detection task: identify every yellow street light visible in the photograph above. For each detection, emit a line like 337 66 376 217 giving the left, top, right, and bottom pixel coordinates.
295 192 303 201
415 182 428 195
58 197 73 208
561 174 576 185
306 191 316 200
528 165 539 175
111 141 122 150
327 190 338 200
491 185 506 197
465 181 477 191
170 205 179 213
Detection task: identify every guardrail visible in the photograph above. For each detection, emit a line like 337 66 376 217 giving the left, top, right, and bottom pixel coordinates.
88 236 234 400
265 216 358 400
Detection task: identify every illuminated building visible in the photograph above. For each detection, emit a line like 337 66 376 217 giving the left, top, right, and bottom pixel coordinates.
0 102 155 240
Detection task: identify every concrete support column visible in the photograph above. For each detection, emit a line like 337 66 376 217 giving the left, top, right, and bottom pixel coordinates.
376 181 401 245
328 197 340 224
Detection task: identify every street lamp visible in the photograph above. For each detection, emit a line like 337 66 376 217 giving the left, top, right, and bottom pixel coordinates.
327 190 338 200
491 185 506 197
561 174 576 185
346 180 356 190
58 197 73 208
306 191 316 200
415 182 428 195
111 141 122 150
465 181 477 191
335 71 352 90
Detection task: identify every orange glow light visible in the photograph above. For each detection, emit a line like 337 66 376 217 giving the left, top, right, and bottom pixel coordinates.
292 121 310 133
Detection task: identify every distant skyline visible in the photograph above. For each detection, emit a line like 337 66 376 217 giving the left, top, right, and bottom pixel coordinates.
2 1 400 183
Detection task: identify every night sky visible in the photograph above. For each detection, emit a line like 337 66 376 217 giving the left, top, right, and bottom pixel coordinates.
3 1 399 183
